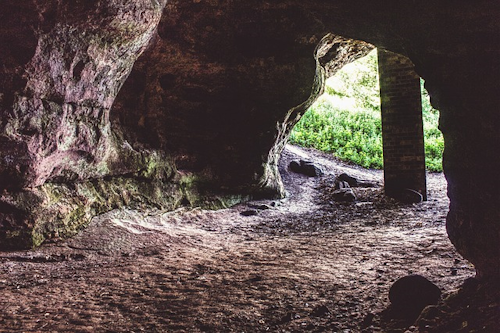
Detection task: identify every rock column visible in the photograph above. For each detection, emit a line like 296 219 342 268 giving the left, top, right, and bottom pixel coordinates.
378 49 427 201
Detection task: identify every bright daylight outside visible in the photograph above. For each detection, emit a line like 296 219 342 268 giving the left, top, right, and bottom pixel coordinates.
290 49 444 172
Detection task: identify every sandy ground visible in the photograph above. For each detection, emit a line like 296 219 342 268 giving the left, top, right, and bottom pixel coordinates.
1 145 497 332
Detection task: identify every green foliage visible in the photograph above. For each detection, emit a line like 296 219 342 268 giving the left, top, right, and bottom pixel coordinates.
325 49 381 112
290 100 383 169
420 80 444 172
290 49 444 172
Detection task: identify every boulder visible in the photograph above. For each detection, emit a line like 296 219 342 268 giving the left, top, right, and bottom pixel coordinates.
332 188 356 202
289 160 324 177
337 173 358 187
389 275 441 319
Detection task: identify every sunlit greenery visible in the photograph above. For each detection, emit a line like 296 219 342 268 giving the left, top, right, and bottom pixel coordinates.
290 49 444 172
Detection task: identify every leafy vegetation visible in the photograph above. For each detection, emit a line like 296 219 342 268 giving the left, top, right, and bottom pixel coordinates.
290 49 444 172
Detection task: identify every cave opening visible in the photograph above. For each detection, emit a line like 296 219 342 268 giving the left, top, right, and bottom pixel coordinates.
290 47 444 202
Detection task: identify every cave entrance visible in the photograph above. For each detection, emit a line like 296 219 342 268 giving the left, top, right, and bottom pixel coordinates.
290 48 444 202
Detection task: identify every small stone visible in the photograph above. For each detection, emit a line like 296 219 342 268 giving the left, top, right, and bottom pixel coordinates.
332 188 356 202
240 210 258 216
311 305 330 317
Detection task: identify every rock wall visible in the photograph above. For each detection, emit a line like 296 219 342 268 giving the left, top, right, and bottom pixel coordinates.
1 1 499 279
0 0 179 248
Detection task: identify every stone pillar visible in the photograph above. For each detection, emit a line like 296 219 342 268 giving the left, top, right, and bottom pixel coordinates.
377 49 427 201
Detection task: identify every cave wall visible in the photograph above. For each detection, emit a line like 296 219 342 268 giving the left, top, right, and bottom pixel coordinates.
0 0 182 248
0 0 373 248
1 1 499 279
113 2 372 196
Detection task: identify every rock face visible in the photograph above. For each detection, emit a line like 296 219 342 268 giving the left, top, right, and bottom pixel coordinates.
0 0 181 248
1 0 167 187
1 1 499 280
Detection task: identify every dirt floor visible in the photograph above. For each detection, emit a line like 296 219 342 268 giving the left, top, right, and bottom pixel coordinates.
1 145 498 332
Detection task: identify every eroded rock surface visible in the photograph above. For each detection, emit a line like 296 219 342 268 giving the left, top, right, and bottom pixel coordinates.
0 0 177 248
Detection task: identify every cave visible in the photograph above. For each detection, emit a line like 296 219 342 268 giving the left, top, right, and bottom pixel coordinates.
1 1 499 331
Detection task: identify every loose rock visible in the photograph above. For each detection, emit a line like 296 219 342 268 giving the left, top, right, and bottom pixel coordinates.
337 173 358 187
332 188 356 202
289 160 324 177
389 275 441 319
335 180 351 189
248 204 272 210
240 210 258 217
